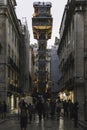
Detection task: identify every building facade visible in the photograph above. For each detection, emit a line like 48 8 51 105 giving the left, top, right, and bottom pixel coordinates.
58 0 87 120
0 0 30 111
50 37 59 97
30 43 38 94
19 18 30 96
0 0 21 110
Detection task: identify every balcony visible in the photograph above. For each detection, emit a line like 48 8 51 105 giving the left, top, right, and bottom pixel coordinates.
61 51 74 71
38 76 47 81
64 76 84 92
35 70 48 76
38 40 47 45
8 57 19 73
32 17 52 27
84 49 87 58
8 84 22 94
38 50 46 55
33 2 52 7
38 82 46 88
38 74 47 79
37 70 48 74
38 62 46 67
0 0 5 5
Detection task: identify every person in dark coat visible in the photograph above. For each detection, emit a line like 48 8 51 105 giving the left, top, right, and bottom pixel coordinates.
0 101 2 118
28 103 33 123
73 101 79 128
63 100 69 118
36 99 44 122
19 100 28 130
68 100 74 119
2 101 7 119
56 100 61 120
43 100 50 119
50 99 56 120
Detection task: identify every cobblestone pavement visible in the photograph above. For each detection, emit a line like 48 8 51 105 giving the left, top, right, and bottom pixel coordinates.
0 114 84 130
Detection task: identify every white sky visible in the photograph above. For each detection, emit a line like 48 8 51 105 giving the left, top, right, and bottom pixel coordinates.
16 0 67 48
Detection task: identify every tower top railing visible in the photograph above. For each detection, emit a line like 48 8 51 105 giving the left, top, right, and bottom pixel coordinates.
33 2 52 7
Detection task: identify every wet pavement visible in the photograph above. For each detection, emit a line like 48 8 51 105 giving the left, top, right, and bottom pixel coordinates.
0 113 84 130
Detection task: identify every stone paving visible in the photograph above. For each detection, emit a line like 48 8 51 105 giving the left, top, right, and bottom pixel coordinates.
0 113 84 130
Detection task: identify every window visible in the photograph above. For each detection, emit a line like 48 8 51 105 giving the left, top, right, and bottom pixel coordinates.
8 45 10 57
0 43 2 55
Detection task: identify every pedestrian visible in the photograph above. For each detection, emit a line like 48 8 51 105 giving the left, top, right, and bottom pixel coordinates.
36 99 44 122
2 101 7 119
50 99 56 120
28 103 33 123
63 100 69 118
19 100 28 130
73 101 79 128
44 100 50 119
0 101 2 119
68 100 74 119
33 103 36 120
56 100 61 120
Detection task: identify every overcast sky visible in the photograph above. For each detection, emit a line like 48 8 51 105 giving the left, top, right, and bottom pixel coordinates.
16 0 67 48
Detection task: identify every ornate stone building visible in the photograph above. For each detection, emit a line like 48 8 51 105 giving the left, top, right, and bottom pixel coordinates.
0 0 30 111
0 0 21 110
19 18 30 97
50 37 59 97
58 0 87 120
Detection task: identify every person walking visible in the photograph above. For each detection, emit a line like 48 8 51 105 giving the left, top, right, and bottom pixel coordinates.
19 100 28 130
36 99 44 122
44 100 50 120
33 103 36 120
63 100 69 118
0 101 2 119
68 100 74 119
56 100 61 120
73 101 79 128
2 101 7 119
28 103 33 123
50 99 56 120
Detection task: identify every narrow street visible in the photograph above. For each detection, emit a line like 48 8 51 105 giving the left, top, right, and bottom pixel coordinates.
0 114 84 130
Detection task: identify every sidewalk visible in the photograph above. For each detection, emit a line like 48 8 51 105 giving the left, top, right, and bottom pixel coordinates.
0 109 86 130
79 120 87 130
0 118 7 124
77 112 87 129
0 115 10 124
59 110 82 130
0 111 16 124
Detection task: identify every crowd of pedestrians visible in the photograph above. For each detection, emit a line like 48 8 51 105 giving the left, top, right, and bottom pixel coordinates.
18 97 79 130
0 96 79 130
63 99 79 127
0 98 79 129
